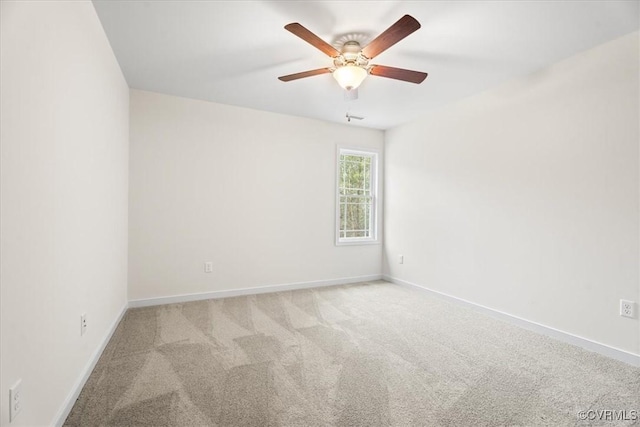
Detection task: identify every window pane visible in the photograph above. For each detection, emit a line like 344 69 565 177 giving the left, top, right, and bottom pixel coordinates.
364 158 370 190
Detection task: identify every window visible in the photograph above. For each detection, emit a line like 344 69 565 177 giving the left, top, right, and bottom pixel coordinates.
336 147 378 245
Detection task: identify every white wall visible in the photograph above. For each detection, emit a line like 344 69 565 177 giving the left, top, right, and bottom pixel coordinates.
129 90 384 301
384 32 639 355
0 1 129 425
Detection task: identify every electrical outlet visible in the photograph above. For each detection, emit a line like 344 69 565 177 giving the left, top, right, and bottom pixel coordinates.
620 300 636 318
9 379 22 422
204 262 213 273
398 254 404 264
80 313 87 336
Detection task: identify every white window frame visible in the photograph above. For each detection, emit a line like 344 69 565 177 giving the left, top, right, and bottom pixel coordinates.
335 145 379 246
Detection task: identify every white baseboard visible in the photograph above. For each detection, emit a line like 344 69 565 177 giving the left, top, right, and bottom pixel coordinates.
53 302 128 427
383 275 640 367
128 274 383 308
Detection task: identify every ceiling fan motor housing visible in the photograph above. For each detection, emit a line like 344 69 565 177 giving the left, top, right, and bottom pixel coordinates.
333 41 370 69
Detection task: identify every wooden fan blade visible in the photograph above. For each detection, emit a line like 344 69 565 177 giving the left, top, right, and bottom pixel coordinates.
285 23 341 57
278 68 332 82
362 15 421 59
370 65 428 84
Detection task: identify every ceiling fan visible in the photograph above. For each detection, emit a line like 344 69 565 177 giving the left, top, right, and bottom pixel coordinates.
278 15 428 92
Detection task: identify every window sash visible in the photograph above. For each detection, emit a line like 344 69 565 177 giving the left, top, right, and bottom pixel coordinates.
336 147 378 244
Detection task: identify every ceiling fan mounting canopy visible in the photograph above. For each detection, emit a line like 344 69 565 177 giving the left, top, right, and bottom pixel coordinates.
278 15 428 90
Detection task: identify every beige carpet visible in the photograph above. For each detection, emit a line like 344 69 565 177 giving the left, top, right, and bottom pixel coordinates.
65 281 640 426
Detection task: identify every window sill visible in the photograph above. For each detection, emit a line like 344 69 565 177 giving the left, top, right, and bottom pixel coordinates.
335 239 381 246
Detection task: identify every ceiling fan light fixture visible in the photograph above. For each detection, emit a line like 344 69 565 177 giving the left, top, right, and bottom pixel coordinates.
333 65 367 91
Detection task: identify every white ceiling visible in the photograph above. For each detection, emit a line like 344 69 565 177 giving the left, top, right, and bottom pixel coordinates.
92 1 639 130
